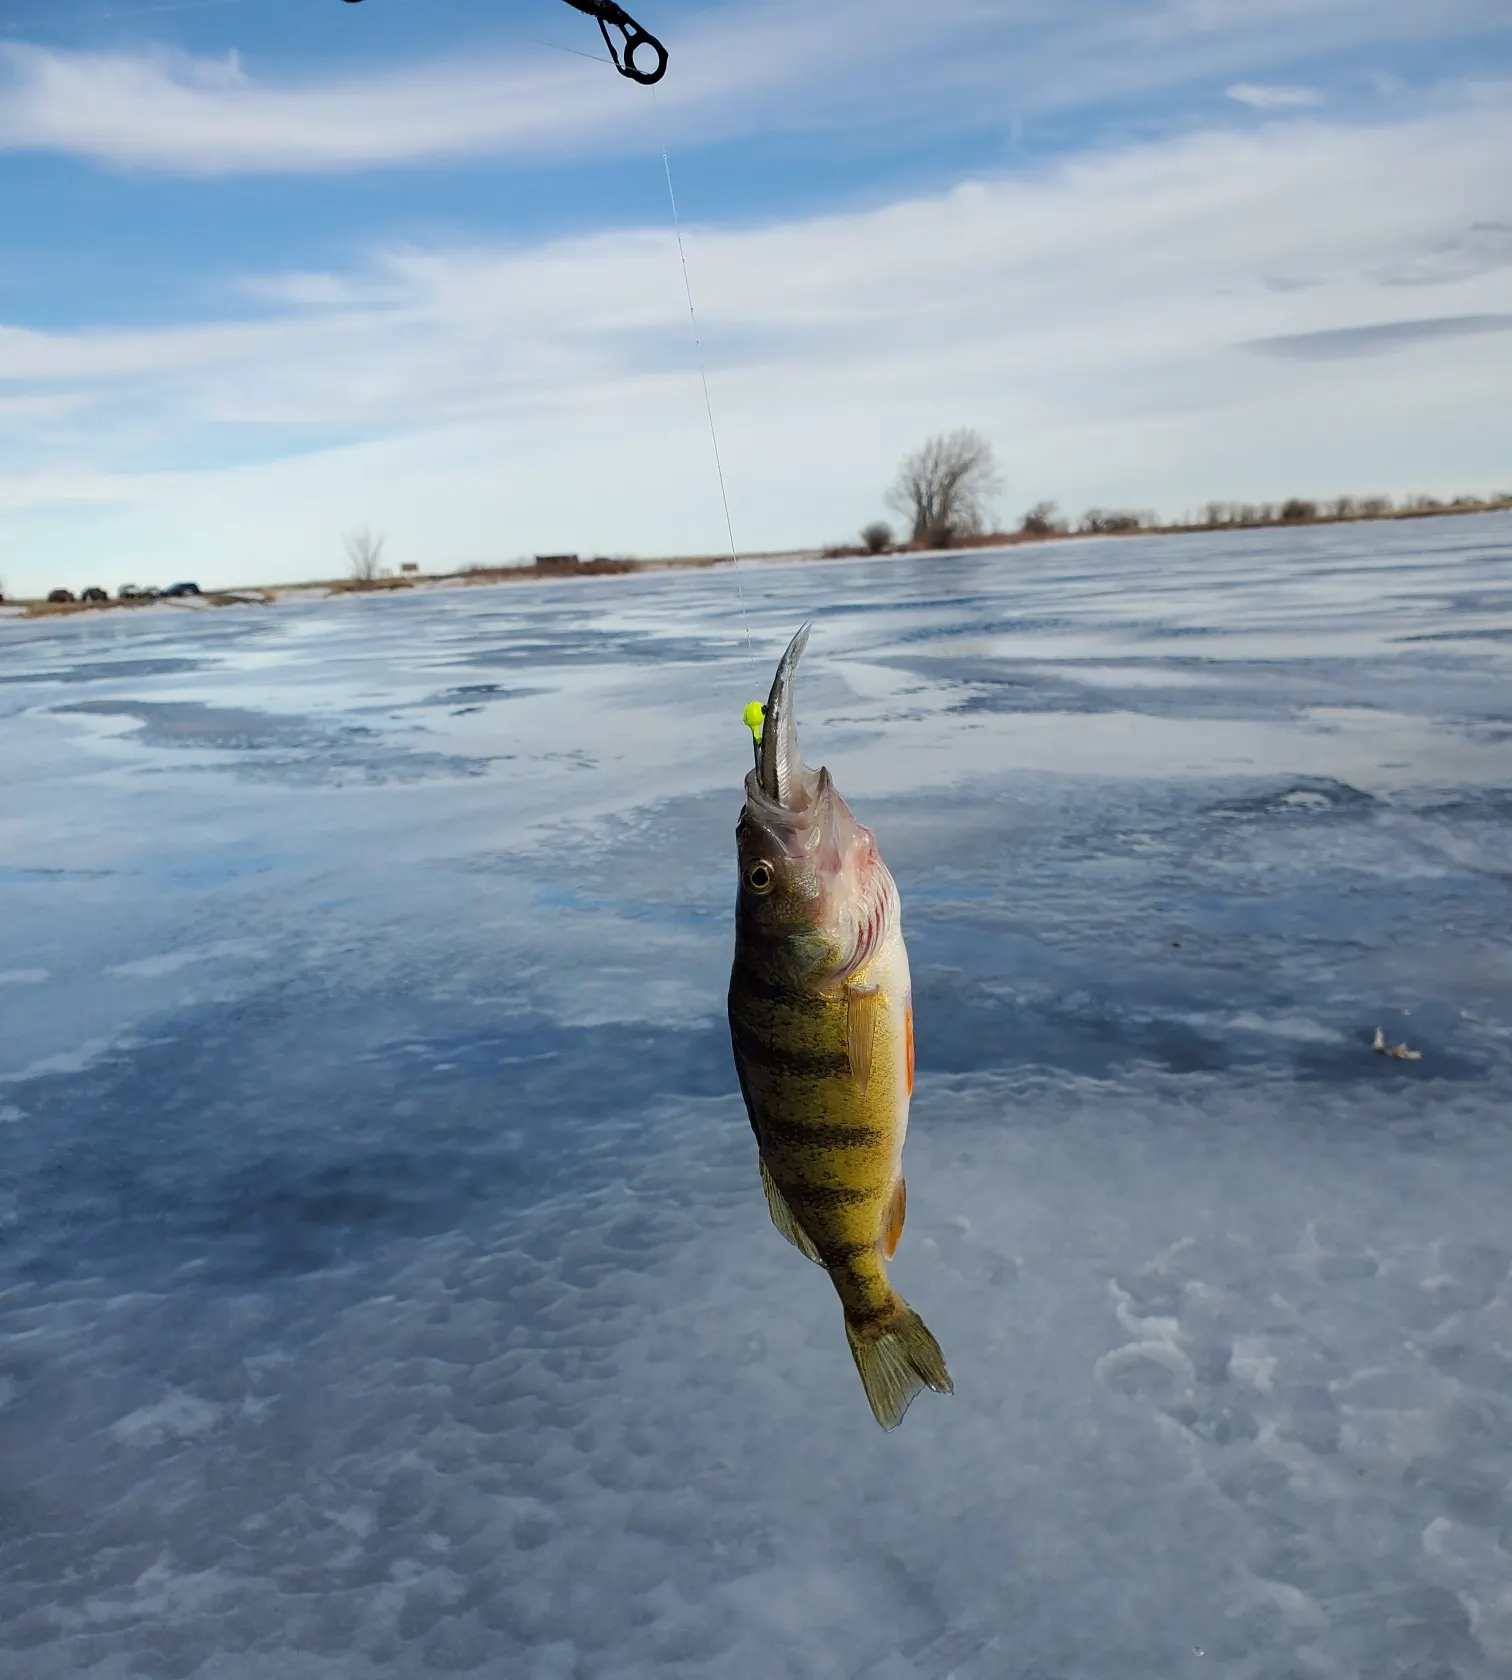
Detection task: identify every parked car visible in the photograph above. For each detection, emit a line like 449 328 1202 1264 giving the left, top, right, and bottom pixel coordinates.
161 581 201 598
118 583 142 598
46 588 75 604
81 586 108 603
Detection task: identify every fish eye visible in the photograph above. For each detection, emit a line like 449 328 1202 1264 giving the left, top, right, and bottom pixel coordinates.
745 861 775 893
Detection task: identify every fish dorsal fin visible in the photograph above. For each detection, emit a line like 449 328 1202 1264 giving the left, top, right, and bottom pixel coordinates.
881 1176 906 1259
846 984 882 1093
760 1157 823 1265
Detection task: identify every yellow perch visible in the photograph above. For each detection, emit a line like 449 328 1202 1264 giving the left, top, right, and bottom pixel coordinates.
727 623 952 1429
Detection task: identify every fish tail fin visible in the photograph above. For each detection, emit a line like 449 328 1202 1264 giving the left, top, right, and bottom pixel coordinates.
844 1295 953 1431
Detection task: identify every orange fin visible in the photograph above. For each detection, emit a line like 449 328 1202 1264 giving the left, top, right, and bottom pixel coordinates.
904 996 915 1095
881 1176 907 1259
846 983 882 1093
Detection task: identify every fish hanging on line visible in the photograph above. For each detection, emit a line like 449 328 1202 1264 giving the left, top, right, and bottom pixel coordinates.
728 624 953 1430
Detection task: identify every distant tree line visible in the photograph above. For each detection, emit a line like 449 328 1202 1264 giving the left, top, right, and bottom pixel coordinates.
1193 492 1510 526
852 431 1512 554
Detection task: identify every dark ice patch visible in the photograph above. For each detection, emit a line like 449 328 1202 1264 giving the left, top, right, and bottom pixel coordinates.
418 684 550 709
461 631 726 670
1207 777 1376 820
0 657 208 687
53 699 340 750
0 987 734 1289
49 700 490 785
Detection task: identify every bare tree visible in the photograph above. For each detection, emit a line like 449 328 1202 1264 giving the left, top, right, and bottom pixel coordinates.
1020 500 1062 535
885 428 1003 548
860 521 894 554
344 525 387 583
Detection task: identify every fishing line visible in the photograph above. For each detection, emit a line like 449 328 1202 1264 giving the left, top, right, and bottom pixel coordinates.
523 35 612 66
652 91 756 673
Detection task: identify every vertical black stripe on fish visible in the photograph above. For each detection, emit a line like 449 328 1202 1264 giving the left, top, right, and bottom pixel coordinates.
778 1183 880 1213
728 1025 849 1081
843 1301 896 1330
728 958 808 1006
756 1115 889 1151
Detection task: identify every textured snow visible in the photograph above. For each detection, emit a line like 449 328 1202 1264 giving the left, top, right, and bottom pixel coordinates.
2 515 1512 1679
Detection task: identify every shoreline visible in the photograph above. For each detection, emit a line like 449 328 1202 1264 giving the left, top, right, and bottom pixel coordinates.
5 498 1510 622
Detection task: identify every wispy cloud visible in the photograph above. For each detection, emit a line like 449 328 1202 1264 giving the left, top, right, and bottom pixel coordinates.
1246 312 1512 358
1372 220 1512 286
2 87 1510 591
0 0 1504 175
0 2 974 175
1226 82 1324 108
0 39 634 174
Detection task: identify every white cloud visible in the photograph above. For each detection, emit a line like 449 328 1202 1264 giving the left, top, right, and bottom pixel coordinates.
0 2 971 175
1227 82 1325 108
2 91 1511 592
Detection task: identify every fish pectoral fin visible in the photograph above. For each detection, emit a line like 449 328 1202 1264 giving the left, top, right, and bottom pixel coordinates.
760 1157 824 1265
846 983 883 1094
881 1175 906 1259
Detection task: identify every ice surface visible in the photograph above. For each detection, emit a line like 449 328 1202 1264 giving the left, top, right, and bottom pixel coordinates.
2 515 1511 1679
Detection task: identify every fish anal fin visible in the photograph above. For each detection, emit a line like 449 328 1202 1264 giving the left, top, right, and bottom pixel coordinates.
881 1175 906 1259
846 983 883 1094
760 1157 823 1265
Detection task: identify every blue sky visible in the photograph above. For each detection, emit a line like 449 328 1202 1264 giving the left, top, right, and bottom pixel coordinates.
1 0 1510 594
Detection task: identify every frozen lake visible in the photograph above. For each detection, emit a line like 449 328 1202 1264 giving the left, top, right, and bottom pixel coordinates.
2 515 1511 1679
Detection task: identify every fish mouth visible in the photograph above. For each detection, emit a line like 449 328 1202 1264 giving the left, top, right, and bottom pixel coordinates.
755 621 815 813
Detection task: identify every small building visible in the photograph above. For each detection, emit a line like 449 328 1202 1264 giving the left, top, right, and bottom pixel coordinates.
533 554 581 573
400 563 419 575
